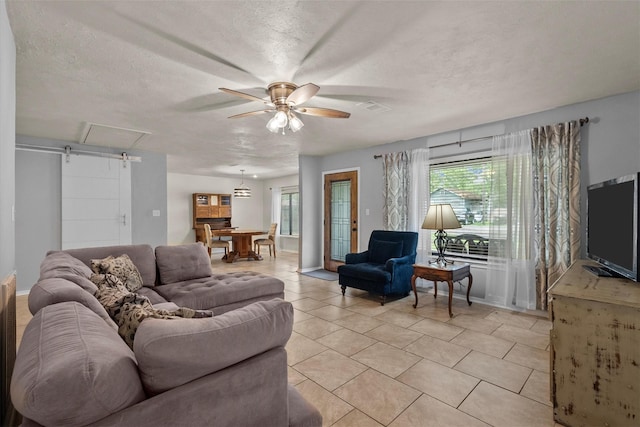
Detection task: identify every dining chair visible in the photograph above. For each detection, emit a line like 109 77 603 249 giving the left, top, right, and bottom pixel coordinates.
254 223 277 258
203 223 230 256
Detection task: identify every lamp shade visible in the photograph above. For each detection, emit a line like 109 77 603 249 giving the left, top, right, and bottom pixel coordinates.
421 204 461 230
233 185 251 198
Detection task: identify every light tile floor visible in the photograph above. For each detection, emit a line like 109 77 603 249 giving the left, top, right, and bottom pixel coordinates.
16 251 560 426
207 252 558 427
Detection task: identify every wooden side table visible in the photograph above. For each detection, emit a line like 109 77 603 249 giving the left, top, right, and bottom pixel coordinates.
411 263 473 317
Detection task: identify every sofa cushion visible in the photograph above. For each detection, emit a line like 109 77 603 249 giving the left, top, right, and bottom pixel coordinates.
155 243 212 285
337 263 391 283
134 298 293 395
39 251 93 281
27 278 117 330
91 254 144 292
59 244 157 286
136 286 169 305
91 273 213 348
11 302 145 427
369 239 403 264
152 271 285 310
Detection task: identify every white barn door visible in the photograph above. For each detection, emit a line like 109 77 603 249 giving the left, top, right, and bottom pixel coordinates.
61 155 132 249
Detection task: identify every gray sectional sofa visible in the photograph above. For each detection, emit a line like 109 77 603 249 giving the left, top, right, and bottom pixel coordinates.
11 243 321 427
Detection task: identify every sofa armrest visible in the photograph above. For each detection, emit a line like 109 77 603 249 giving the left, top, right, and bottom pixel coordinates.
134 298 293 394
345 251 369 264
90 348 289 427
28 278 117 330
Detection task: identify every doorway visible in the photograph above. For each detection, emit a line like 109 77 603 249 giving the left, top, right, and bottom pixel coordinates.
323 170 358 271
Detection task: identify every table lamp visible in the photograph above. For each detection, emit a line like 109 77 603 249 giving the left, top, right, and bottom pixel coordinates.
421 204 461 265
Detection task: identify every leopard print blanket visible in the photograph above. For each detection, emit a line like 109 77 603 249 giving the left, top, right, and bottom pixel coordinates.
91 273 212 348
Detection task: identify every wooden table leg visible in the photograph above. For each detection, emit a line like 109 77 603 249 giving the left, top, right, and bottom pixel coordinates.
222 251 239 263
411 274 418 308
447 279 454 317
433 280 438 298
466 273 473 306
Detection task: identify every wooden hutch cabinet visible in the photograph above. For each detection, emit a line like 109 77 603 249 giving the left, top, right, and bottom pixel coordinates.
192 193 232 243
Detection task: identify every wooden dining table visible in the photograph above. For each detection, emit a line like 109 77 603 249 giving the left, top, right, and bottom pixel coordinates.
212 229 267 263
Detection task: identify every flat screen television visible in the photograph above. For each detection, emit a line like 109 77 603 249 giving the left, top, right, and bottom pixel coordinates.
587 172 640 281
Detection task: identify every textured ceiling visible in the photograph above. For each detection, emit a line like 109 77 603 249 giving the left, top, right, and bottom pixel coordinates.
7 1 640 179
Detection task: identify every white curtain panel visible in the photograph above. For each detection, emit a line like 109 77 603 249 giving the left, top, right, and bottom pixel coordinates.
485 130 536 309
271 187 282 250
382 151 409 230
408 148 431 264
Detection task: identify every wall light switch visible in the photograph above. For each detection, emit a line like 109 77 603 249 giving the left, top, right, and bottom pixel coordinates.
365 209 370 216
152 210 161 217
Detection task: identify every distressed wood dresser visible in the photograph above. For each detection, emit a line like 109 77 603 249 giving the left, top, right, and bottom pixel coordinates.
548 260 639 426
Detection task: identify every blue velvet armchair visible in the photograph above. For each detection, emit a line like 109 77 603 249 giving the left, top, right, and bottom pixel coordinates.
337 230 419 305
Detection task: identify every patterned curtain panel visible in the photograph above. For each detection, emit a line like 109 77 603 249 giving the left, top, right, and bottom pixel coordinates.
382 151 409 231
531 121 581 310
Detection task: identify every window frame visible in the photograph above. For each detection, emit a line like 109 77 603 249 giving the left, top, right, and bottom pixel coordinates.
428 152 493 262
280 188 299 237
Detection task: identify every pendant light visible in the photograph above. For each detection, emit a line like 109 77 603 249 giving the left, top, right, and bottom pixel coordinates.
233 169 251 198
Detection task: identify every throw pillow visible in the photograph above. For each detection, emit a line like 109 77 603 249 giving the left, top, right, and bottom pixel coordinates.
91 273 213 348
91 254 144 292
369 239 404 264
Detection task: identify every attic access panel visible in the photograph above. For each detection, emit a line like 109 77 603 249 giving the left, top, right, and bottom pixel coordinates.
80 123 151 150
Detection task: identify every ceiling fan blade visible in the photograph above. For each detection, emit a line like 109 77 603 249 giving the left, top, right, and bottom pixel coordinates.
220 88 269 104
286 83 320 106
228 109 274 119
115 13 261 84
297 107 350 118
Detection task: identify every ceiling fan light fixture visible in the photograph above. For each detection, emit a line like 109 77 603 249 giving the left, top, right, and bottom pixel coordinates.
273 110 288 127
266 116 280 133
289 113 304 132
266 110 289 133
222 82 350 135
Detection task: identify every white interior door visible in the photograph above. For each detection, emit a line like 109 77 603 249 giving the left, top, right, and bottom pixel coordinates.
61 155 132 249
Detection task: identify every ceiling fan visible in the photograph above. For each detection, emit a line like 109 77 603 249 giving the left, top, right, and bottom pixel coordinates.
219 82 350 134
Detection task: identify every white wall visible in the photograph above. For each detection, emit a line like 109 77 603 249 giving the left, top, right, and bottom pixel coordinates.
0 0 15 282
299 156 322 271
167 172 265 245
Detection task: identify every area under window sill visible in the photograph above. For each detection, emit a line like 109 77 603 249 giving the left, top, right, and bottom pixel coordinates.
443 256 488 268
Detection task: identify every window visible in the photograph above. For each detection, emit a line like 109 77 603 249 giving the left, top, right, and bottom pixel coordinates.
280 189 299 236
429 157 499 259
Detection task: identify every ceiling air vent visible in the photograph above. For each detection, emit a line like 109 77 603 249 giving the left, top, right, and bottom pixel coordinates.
80 122 151 150
356 101 391 113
